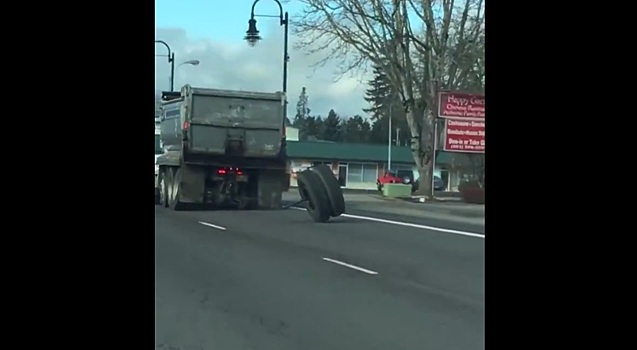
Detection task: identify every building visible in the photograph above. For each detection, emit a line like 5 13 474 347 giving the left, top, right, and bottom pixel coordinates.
286 138 478 191
285 126 299 142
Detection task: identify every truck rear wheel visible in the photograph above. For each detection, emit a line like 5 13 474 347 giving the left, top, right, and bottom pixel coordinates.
158 168 168 208
311 164 345 217
297 170 331 223
167 167 185 211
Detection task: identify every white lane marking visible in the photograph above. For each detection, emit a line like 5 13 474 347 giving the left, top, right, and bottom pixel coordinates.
322 258 379 275
290 207 484 239
198 221 227 231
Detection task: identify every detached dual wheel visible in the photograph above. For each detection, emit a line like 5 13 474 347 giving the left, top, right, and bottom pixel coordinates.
297 164 345 223
156 166 185 211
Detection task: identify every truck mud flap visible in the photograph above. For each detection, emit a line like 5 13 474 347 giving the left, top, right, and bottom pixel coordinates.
258 170 284 209
297 170 331 223
310 164 345 217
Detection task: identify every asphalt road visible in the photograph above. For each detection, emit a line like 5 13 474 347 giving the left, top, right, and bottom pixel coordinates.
155 204 485 350
339 202 485 235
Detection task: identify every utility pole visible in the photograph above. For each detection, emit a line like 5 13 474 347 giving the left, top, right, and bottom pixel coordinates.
387 104 392 170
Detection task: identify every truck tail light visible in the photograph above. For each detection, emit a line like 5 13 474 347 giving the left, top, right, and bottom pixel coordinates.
217 167 242 176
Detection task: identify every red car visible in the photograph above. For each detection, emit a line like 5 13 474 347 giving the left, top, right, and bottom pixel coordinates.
376 170 414 191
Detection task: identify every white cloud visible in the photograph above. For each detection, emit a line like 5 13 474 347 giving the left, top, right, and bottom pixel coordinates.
155 26 371 118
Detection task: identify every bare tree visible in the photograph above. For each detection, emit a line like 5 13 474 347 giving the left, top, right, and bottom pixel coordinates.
293 0 484 197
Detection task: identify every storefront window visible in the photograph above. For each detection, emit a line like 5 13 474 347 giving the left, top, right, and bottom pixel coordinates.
362 164 378 182
347 164 363 183
347 163 378 183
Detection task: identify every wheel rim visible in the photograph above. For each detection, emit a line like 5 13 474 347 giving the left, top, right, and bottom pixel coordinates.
170 171 179 203
166 172 174 203
159 176 166 205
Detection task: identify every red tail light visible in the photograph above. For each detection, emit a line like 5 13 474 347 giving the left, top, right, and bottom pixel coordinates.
183 120 190 130
217 167 242 175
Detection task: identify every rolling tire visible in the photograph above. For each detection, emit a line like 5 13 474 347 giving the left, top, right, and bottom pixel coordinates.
167 167 185 211
297 170 331 223
311 164 345 217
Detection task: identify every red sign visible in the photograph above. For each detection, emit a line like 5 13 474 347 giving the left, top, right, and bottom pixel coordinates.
438 92 485 119
443 119 485 153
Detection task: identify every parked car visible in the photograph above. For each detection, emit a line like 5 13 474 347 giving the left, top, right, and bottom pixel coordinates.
376 169 413 191
412 176 445 193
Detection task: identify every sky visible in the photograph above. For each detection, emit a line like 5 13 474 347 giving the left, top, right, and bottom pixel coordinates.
155 0 371 118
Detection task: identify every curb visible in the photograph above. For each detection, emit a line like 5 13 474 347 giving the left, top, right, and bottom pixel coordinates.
370 195 484 218
372 195 403 202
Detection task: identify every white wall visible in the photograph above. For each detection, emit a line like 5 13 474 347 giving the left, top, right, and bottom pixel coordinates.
286 126 299 141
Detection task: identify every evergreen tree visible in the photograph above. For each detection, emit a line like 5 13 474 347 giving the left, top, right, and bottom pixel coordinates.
322 109 342 141
292 87 311 140
360 118 371 144
362 64 392 120
370 116 388 144
342 115 367 143
363 63 410 146
370 115 410 146
304 115 325 141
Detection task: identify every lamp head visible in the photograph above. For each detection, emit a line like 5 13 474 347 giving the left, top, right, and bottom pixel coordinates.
244 18 261 47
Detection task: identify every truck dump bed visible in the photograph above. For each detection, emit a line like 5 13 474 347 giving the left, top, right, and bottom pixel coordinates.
180 85 285 158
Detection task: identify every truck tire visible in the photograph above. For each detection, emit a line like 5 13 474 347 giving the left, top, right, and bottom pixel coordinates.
297 170 331 223
311 164 345 217
158 168 168 208
167 167 185 211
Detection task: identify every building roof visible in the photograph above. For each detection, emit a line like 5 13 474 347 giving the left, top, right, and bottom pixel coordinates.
286 141 475 166
288 141 414 163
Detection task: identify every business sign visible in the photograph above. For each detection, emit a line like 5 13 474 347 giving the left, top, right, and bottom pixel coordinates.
443 119 485 153
438 92 485 119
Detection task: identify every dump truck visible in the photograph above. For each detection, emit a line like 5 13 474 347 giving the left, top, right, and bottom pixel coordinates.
154 85 345 222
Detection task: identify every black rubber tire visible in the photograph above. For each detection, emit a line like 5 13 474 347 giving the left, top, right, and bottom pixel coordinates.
311 164 345 217
297 170 331 223
158 168 168 208
168 167 185 211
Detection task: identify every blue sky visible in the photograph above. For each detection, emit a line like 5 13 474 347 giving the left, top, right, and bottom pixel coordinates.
155 0 302 43
155 0 372 118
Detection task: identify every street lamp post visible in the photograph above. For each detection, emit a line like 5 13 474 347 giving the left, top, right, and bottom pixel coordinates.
155 40 176 91
244 0 289 98
179 60 200 67
174 60 201 89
